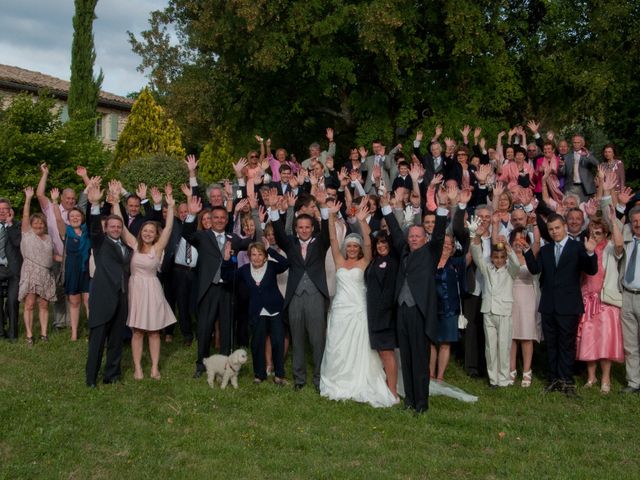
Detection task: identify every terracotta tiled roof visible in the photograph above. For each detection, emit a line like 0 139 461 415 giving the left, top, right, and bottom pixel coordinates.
0 64 134 110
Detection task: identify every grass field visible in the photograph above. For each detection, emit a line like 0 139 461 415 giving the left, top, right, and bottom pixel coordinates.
1 329 638 479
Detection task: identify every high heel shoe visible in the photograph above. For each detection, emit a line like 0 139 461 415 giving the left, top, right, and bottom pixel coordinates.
509 370 517 386
521 370 532 388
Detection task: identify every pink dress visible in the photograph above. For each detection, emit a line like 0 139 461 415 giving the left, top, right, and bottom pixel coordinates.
511 264 540 341
127 247 177 331
576 242 624 362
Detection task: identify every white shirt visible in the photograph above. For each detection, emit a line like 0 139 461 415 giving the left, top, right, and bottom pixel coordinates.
174 238 198 267
573 151 582 184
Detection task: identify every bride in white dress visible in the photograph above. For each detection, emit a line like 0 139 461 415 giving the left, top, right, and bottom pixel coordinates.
320 198 397 408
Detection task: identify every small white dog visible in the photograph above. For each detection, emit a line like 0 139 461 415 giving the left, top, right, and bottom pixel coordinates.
203 349 248 389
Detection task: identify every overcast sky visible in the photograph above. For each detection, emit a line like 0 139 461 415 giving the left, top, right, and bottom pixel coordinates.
0 0 167 97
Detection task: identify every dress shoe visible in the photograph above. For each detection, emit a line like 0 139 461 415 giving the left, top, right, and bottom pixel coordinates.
193 369 204 379
293 383 305 391
103 377 120 385
620 386 640 394
563 384 580 399
184 339 193 347
314 385 321 394
544 380 563 393
87 383 97 388
273 377 288 387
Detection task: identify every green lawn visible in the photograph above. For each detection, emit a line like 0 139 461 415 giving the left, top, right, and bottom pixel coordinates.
1 330 638 479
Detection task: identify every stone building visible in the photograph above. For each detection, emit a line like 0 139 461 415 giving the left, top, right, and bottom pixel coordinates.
0 64 133 149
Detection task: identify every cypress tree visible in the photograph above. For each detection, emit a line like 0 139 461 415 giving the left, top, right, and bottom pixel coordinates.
68 0 103 128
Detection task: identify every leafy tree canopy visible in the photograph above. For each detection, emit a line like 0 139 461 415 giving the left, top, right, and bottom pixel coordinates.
130 0 640 176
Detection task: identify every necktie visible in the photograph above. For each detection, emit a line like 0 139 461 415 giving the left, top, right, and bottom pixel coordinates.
115 239 126 257
185 242 192 265
128 216 134 228
216 234 225 251
301 241 308 260
625 239 638 285
555 243 562 266
0 223 6 260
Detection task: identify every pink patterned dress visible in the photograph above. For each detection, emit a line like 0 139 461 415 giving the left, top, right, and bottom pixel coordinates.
576 241 624 362
127 247 177 331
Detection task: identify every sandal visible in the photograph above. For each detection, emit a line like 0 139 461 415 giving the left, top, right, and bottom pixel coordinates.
26 336 34 346
601 382 611 394
39 335 48 342
521 370 532 388
584 378 598 388
253 378 263 384
509 370 517 386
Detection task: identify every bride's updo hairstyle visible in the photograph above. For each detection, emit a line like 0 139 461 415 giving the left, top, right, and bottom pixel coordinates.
341 233 364 259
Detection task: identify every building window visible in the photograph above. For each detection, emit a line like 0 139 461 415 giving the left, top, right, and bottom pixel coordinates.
110 114 119 141
95 116 103 138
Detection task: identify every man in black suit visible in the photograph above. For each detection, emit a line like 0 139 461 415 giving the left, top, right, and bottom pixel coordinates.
523 213 598 395
0 199 22 341
85 188 132 387
268 188 330 390
381 188 448 413
182 200 253 377
413 128 445 185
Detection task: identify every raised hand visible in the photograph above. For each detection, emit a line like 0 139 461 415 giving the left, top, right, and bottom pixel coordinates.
234 199 249 214
259 205 267 223
266 138 271 148
430 173 443 186
459 187 472 205
619 187 634 205
466 215 482 237
436 185 448 206
415 130 424 142
136 183 147 199
180 183 192 198
188 196 203 215
546 130 555 142
87 184 103 205
164 183 173 197
328 200 342 215
355 197 370 221
223 240 232 260
338 167 348 182
379 191 390 207
248 192 258 210
358 146 368 158
40 163 49 175
493 181 505 198
233 158 248 177
446 182 459 203
603 171 617 192
444 137 455 149
434 125 443 138
50 188 60 203
409 163 422 181
255 134 264 143
24 186 34 201
76 165 88 178
473 127 482 138
527 120 540 134
584 198 598 217
479 137 486 151
325 156 334 171
371 163 381 181
584 234 598 254
268 187 280 208
460 125 471 138
326 127 334 142
184 154 198 172
476 164 491 184
165 192 175 208
315 188 327 206
150 186 163 205
108 179 122 202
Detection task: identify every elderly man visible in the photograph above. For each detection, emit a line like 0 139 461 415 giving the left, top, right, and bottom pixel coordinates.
301 128 336 170
559 135 599 202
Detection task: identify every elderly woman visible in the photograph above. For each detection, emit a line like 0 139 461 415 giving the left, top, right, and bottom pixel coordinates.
19 187 58 344
576 217 625 393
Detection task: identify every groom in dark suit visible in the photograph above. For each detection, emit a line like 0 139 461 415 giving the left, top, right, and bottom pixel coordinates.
86 189 132 387
523 213 597 395
182 201 253 377
268 188 330 390
381 189 448 413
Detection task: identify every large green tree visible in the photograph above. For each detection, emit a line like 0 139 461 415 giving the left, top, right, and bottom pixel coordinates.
113 88 185 167
130 0 640 173
68 0 103 129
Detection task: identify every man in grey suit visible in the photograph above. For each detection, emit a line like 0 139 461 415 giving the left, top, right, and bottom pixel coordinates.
559 135 599 201
268 188 330 391
619 206 640 393
360 140 402 194
301 128 336 170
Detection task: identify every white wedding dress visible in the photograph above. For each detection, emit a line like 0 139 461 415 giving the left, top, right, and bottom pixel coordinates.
320 267 397 408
